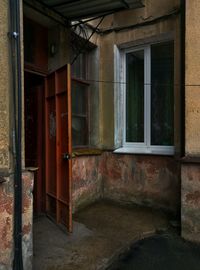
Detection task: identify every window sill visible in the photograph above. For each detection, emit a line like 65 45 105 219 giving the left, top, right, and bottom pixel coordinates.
114 146 174 156
72 148 103 157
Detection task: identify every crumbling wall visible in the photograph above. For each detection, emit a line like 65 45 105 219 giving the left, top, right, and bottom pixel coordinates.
72 155 103 213
0 172 34 270
72 152 180 215
100 153 180 214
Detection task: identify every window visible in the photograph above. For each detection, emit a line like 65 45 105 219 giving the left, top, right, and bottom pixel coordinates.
116 41 174 155
71 53 89 148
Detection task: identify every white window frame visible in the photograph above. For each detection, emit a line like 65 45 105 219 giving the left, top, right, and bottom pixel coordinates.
114 42 174 156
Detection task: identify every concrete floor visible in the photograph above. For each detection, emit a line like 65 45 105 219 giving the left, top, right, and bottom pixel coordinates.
108 234 200 270
33 201 170 270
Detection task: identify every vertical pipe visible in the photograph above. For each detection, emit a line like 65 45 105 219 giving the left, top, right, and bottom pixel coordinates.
9 0 23 269
180 0 186 157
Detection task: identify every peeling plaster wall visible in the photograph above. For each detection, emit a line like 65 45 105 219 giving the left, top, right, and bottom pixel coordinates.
182 164 200 242
0 177 13 270
0 1 13 269
72 152 180 215
72 156 103 213
100 153 180 214
185 0 200 156
0 0 11 169
72 0 181 215
0 172 34 270
0 1 33 269
181 0 200 243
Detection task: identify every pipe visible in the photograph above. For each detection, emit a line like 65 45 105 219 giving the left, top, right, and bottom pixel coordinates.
180 0 185 157
9 0 23 269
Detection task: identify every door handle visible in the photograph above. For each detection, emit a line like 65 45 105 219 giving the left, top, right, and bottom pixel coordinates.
63 153 71 160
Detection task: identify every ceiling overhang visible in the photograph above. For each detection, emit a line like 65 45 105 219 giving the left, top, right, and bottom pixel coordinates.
24 0 144 22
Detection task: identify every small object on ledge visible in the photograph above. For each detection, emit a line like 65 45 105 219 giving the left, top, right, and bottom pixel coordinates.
0 176 6 183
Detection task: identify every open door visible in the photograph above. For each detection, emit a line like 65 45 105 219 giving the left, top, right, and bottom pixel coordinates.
45 64 72 232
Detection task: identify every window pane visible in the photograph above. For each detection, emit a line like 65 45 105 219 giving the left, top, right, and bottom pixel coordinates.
151 42 174 146
72 81 87 115
72 117 88 146
72 81 88 147
126 50 144 143
71 53 86 79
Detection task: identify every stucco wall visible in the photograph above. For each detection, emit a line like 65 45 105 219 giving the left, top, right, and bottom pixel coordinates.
0 1 13 269
185 0 200 156
100 153 180 214
0 172 34 270
96 0 180 149
181 0 200 243
72 156 103 213
0 0 11 169
181 164 200 242
72 152 180 215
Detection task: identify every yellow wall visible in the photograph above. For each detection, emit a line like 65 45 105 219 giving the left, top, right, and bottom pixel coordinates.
96 0 180 149
185 0 200 156
0 0 11 170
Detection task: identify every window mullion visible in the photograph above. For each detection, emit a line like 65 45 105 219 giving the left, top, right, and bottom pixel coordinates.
123 52 126 146
145 46 151 148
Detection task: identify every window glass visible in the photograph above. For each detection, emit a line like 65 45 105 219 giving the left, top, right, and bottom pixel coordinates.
72 81 87 115
71 53 86 79
72 117 88 146
71 52 88 147
151 42 174 146
126 50 144 143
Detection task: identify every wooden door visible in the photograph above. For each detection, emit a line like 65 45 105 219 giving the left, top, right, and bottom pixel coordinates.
45 64 72 232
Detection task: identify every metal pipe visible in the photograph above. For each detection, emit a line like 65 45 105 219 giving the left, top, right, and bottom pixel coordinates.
180 0 186 157
9 0 23 269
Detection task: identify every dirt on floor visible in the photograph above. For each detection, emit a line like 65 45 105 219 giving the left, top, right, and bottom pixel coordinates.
33 201 171 270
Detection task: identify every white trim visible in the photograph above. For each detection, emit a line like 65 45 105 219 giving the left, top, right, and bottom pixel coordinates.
115 41 174 156
114 146 174 156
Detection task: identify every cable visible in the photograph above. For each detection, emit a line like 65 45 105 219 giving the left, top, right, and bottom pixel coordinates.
71 16 105 65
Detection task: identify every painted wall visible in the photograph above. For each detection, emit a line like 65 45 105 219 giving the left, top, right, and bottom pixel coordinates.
70 0 181 216
185 0 200 156
72 152 180 215
0 1 13 269
0 1 34 269
0 172 34 270
100 153 180 214
72 155 103 213
95 0 181 150
181 0 200 242
0 0 11 170
182 164 200 242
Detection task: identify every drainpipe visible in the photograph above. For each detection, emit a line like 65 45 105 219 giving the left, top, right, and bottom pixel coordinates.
9 0 23 269
180 0 186 157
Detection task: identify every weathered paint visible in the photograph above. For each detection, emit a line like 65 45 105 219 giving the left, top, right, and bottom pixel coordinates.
96 0 181 149
0 178 13 270
0 172 34 270
72 155 103 213
185 0 200 155
0 0 11 169
181 0 200 243
22 172 34 270
72 152 180 215
100 152 180 214
181 164 200 242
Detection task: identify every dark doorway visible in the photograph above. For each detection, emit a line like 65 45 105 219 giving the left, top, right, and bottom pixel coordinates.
24 71 45 214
